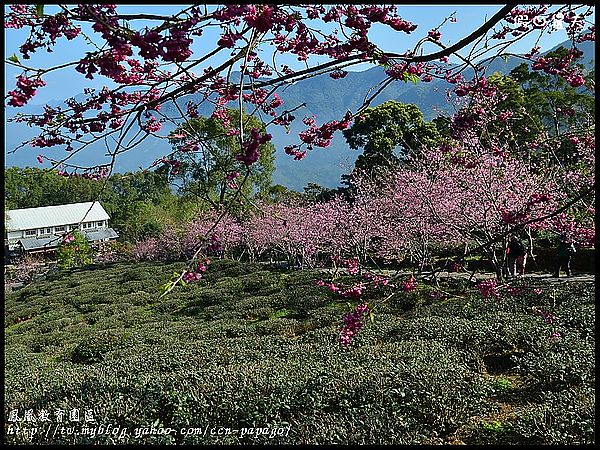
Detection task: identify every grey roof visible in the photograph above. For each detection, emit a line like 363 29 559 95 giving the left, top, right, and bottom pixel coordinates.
6 202 110 232
18 236 62 251
84 228 119 241
18 228 119 251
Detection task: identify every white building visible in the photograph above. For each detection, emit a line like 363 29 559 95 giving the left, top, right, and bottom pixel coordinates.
4 201 118 255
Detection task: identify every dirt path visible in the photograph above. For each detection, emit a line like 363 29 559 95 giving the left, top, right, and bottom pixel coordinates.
317 267 595 284
415 271 595 284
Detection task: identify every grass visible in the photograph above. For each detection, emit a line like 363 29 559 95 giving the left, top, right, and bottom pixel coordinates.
4 259 595 445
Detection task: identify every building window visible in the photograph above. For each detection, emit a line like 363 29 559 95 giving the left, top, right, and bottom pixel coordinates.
97 221 104 227
55 226 66 232
46 228 52 234
25 229 36 236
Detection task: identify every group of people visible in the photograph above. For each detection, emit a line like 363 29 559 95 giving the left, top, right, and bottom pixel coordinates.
505 234 576 278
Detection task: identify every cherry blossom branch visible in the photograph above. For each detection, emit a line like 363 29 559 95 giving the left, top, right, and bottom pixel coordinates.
462 184 595 261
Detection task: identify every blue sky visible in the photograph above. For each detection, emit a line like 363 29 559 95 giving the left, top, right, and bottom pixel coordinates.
4 4 588 105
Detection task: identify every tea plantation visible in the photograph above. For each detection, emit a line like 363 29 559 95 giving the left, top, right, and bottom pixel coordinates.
4 260 595 444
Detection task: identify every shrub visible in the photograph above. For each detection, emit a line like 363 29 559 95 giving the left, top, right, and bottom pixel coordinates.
57 230 96 270
71 329 132 363
509 386 595 444
3 261 595 445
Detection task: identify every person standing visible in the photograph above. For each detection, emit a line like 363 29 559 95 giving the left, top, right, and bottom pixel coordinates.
506 235 527 277
553 235 576 277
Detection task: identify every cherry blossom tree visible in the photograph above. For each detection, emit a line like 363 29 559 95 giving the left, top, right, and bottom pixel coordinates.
5 3 595 292
6 4 594 176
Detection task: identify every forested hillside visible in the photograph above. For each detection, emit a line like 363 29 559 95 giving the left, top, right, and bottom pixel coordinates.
5 40 594 190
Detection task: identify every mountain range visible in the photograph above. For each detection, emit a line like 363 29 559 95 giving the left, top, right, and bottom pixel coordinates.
4 39 594 191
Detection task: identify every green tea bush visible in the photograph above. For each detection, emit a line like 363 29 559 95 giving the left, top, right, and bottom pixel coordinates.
253 318 303 337
3 261 595 445
509 385 595 444
513 333 595 392
238 270 284 295
558 304 594 341
202 259 264 279
71 329 133 363
57 230 96 270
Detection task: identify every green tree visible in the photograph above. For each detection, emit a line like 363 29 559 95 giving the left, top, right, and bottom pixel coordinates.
165 109 275 213
4 167 108 209
302 182 345 203
258 184 304 204
509 47 595 167
342 101 441 188
57 230 95 270
4 167 188 243
104 171 175 241
485 72 545 153
4 167 78 209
